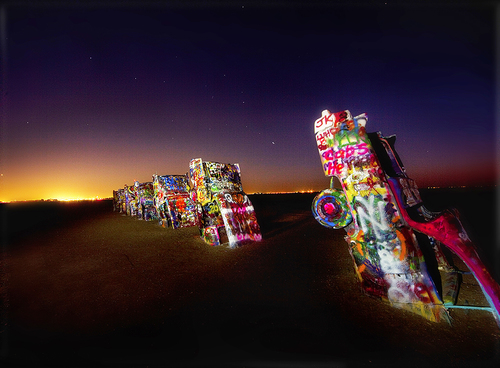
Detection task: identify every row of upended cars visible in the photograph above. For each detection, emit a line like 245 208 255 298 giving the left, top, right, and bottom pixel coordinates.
113 158 262 248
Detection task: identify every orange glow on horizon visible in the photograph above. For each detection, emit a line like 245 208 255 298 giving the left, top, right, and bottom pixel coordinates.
0 178 116 203
0 155 495 202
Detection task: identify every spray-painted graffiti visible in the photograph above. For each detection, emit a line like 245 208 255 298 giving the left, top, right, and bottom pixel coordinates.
311 188 353 229
205 162 243 193
216 192 262 245
113 189 125 212
124 183 139 217
135 182 159 221
189 158 210 205
152 174 198 229
312 109 500 327
199 200 222 228
189 158 262 248
354 195 390 240
113 159 261 248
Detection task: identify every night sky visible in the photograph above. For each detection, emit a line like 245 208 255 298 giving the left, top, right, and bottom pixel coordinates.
1 1 497 201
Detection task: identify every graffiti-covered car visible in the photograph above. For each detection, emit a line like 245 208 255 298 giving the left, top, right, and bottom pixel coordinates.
124 183 139 217
312 109 500 327
189 158 262 248
112 189 125 212
152 174 198 229
135 182 158 221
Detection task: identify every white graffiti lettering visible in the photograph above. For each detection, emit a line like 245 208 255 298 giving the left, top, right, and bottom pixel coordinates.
225 193 233 203
355 196 389 239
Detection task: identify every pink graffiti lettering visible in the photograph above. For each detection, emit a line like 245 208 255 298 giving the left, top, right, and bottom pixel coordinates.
334 149 345 160
230 205 249 215
345 143 369 158
324 161 344 176
322 150 334 161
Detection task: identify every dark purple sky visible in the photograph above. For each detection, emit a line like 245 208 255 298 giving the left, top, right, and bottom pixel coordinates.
1 1 497 201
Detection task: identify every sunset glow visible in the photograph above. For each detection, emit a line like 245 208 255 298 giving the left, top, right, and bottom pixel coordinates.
1 3 496 202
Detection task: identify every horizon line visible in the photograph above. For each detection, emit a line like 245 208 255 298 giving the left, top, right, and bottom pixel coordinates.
1 185 497 204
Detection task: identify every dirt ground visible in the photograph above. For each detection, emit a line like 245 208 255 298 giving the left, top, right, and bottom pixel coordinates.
1 199 499 367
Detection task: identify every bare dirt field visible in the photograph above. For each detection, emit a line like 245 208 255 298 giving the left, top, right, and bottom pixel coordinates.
1 193 499 367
